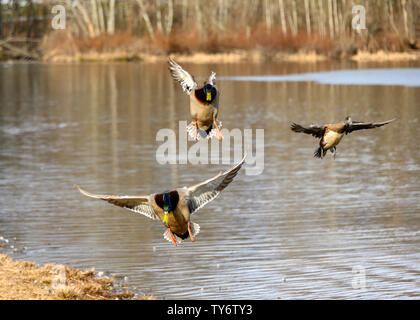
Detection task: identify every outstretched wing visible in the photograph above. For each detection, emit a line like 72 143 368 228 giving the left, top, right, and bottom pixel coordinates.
168 58 197 95
291 122 326 138
185 154 246 214
76 185 158 220
207 71 216 85
345 118 396 134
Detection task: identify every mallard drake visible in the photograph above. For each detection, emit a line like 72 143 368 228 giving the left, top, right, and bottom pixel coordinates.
76 155 246 246
168 58 223 140
291 117 395 159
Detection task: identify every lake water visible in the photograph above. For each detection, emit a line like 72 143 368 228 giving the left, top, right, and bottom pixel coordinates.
0 60 419 299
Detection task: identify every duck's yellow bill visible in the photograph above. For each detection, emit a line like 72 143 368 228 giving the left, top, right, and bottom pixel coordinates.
206 92 212 101
163 212 169 224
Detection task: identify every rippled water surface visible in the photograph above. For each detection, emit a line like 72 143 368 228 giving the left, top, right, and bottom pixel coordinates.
0 61 419 299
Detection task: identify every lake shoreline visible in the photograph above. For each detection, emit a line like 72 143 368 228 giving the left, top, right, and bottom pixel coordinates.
34 50 420 64
0 249 152 300
2 46 419 64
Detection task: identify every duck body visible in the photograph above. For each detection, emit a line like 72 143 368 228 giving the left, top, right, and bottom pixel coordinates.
320 124 345 153
76 155 246 246
151 189 191 239
291 117 395 159
190 86 219 132
168 58 223 140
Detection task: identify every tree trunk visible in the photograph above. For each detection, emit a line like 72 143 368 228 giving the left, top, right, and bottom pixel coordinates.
338 0 344 36
182 0 188 29
317 0 326 38
137 0 155 39
304 0 311 34
97 0 106 34
278 0 287 34
90 0 100 35
218 0 224 31
264 0 272 32
195 1 202 34
332 0 339 36
156 0 164 34
42 0 48 36
107 0 116 34
11 0 20 36
401 0 409 39
328 0 334 38
166 0 173 34
292 0 298 35
26 0 35 39
0 0 3 39
388 0 399 34
74 0 96 37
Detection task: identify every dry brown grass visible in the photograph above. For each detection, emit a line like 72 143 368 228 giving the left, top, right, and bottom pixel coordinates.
351 50 420 62
147 26 335 54
0 254 152 300
39 28 419 63
40 30 146 62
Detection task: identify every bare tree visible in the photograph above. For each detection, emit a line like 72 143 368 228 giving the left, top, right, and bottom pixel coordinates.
264 0 272 32
1 0 417 56
156 0 164 34
166 0 174 34
278 0 287 34
328 0 334 38
195 0 202 34
401 0 410 40
317 0 326 38
107 0 116 34
73 0 96 37
90 0 100 35
137 0 155 39
304 0 311 34
0 1 3 39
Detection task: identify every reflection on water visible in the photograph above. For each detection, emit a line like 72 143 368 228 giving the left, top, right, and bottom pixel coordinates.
0 61 419 299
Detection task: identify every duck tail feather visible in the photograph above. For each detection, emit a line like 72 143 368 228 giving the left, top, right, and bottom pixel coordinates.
163 229 184 245
190 222 200 238
205 120 222 140
186 121 222 140
314 147 323 158
186 121 205 140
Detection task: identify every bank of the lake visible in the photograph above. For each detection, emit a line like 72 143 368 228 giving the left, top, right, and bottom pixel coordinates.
39 49 420 64
0 252 152 300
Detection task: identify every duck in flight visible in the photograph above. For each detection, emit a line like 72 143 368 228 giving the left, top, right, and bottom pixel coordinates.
168 58 223 140
76 155 246 246
291 116 395 159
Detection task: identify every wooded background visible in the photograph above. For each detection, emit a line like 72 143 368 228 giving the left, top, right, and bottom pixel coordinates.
0 0 419 58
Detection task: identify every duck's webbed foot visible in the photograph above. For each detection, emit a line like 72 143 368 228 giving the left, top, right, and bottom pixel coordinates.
167 227 177 246
193 120 198 140
187 222 195 242
213 120 223 140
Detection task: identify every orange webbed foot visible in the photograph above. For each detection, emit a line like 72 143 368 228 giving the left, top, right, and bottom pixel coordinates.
187 222 195 242
213 120 223 140
167 227 177 246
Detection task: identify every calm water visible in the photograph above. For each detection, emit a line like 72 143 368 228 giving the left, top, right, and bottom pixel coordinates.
0 61 419 299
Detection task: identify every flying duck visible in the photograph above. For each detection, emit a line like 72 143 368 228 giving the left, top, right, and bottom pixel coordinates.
291 116 395 159
168 57 223 140
76 155 246 246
